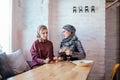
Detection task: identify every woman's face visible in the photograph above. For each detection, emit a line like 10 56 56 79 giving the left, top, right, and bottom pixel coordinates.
39 29 48 40
62 29 71 39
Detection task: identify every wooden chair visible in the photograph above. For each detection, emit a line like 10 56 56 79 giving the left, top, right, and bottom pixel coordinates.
111 64 120 80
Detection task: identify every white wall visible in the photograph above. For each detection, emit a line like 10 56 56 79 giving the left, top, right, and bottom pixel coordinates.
12 0 49 60
49 0 105 80
12 0 24 52
13 0 105 79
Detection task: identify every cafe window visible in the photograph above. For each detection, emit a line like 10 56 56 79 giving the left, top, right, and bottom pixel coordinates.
0 0 12 53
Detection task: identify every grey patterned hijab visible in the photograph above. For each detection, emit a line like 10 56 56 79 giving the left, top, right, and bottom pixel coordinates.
63 24 76 34
60 24 78 52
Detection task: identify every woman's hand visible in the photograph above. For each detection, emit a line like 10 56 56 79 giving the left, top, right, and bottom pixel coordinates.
44 58 50 63
65 49 73 55
53 56 63 62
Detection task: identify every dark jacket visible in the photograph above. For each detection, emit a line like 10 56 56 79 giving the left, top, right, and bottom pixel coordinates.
59 36 86 61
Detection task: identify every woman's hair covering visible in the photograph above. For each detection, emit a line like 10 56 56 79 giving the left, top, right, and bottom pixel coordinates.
63 24 76 33
37 25 47 38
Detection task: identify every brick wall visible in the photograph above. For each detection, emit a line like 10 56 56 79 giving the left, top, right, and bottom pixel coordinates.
12 0 49 61
49 0 105 80
13 1 120 80
105 3 120 80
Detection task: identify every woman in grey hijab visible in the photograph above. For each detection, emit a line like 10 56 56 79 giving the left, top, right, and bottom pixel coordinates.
59 24 86 61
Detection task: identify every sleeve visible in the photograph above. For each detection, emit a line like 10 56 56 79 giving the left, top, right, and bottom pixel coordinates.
72 40 86 59
30 41 44 65
47 42 54 60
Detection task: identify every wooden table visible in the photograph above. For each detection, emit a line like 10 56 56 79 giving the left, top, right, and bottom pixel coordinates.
7 61 94 80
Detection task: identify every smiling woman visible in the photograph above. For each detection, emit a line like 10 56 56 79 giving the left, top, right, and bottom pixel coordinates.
0 0 12 53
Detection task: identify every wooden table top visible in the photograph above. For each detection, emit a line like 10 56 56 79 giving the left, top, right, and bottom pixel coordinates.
7 61 94 80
